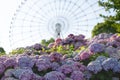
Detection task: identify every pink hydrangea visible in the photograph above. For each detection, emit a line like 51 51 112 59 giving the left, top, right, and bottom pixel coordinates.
80 51 90 60
49 52 62 62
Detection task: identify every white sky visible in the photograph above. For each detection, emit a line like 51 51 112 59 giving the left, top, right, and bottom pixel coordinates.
0 0 23 53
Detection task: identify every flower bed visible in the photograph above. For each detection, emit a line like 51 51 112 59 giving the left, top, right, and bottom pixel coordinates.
0 33 120 80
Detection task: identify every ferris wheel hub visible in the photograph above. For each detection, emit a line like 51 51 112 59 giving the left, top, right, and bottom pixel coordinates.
48 16 70 37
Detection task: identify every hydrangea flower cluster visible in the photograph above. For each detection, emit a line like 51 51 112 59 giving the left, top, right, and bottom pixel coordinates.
0 52 88 80
49 34 88 50
1 33 120 80
87 56 120 74
75 33 120 61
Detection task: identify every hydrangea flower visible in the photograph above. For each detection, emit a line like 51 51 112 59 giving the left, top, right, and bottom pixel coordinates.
102 58 118 71
57 64 73 75
70 71 84 80
4 69 14 77
84 71 92 79
95 56 107 63
105 46 117 54
36 59 52 71
80 51 90 60
39 55 51 61
33 43 42 50
70 62 86 72
32 74 43 80
19 69 34 80
51 62 60 70
2 77 19 80
44 71 65 80
113 61 120 73
4 57 17 68
87 61 102 74
0 56 7 63
0 62 5 74
18 55 35 68
12 68 33 79
89 43 105 53
49 52 62 62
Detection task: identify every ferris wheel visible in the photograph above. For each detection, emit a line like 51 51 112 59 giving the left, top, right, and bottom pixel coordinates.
9 0 106 49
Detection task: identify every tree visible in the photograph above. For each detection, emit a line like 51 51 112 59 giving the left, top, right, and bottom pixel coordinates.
92 0 120 37
92 20 119 37
41 38 55 46
0 47 6 55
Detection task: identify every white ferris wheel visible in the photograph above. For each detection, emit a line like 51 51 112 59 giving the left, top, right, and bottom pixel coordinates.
9 0 107 49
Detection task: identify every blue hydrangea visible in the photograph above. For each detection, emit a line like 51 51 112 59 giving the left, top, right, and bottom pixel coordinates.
102 58 118 71
87 61 102 74
89 43 105 53
113 61 120 73
95 56 107 63
44 71 65 80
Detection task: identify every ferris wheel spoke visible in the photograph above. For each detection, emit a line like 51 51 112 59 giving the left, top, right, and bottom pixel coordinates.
66 0 87 18
9 0 107 49
68 1 99 19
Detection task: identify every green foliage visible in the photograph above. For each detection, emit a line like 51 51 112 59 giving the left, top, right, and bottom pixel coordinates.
41 38 55 46
45 44 74 55
0 47 6 56
92 0 120 37
98 0 120 21
9 47 25 55
90 70 113 80
92 20 120 37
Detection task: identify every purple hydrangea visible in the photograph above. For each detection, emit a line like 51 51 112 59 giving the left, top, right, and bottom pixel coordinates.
74 42 83 50
63 59 75 65
0 62 5 74
19 69 34 80
4 57 17 68
51 62 60 70
105 46 119 58
71 62 86 72
49 52 62 62
70 71 84 80
18 55 35 68
44 71 65 80
32 74 43 80
39 55 51 61
2 77 19 80
36 59 52 71
0 56 7 63
89 43 105 53
102 58 118 71
87 61 102 74
57 64 73 75
33 43 42 50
